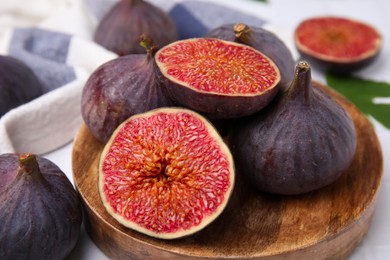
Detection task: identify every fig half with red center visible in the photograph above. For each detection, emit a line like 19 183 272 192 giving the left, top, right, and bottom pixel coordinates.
99 107 235 239
155 38 281 119
294 16 382 74
205 23 295 91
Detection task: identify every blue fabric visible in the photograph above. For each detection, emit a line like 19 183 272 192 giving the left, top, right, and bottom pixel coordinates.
169 1 267 39
8 28 76 93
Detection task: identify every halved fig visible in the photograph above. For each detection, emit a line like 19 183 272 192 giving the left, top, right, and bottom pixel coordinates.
205 23 295 91
294 16 382 74
154 38 281 119
99 107 235 239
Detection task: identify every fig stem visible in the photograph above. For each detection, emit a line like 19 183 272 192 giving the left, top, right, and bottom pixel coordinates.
139 33 158 58
234 23 252 41
18 154 42 178
288 61 312 105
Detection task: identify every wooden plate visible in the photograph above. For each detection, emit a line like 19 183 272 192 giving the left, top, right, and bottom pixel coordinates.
72 83 383 259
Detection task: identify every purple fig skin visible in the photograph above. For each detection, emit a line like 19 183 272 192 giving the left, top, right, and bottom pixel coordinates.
156 69 280 119
296 50 381 75
0 55 43 117
0 153 82 260
81 43 175 143
205 23 295 91
94 0 179 56
230 61 357 195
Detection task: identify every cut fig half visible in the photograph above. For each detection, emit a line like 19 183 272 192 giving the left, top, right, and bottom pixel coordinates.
205 23 296 91
154 38 281 119
294 16 382 74
99 107 235 239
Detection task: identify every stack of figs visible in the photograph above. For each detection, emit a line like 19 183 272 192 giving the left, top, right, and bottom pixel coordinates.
81 0 363 241
84 21 357 195
0 0 379 254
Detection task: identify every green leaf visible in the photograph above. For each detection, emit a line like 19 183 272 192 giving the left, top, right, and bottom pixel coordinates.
252 0 268 3
326 73 390 129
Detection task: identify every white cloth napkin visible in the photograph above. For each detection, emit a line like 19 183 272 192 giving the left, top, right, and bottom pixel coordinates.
0 0 273 155
0 0 118 154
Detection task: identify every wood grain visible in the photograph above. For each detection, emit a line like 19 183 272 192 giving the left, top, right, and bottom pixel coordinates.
72 83 383 259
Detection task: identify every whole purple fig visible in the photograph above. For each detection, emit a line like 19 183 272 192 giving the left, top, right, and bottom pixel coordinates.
230 61 357 195
82 34 175 143
94 0 178 56
0 55 43 117
0 153 82 259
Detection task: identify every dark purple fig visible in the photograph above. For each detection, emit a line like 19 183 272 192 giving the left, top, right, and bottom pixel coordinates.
230 61 357 195
82 34 175 143
94 0 179 56
0 55 43 117
0 153 82 259
205 23 295 91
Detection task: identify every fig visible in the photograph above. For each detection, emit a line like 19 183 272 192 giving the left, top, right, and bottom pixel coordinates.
94 0 178 56
0 55 43 117
99 107 235 239
155 38 281 119
294 16 383 74
0 153 82 259
230 61 357 195
205 23 295 90
81 34 175 143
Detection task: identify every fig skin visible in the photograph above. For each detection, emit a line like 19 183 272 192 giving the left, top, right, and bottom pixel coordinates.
230 61 357 195
157 75 279 119
81 35 175 143
205 23 295 91
0 55 43 117
296 50 381 75
294 16 383 74
94 0 179 56
0 153 82 259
